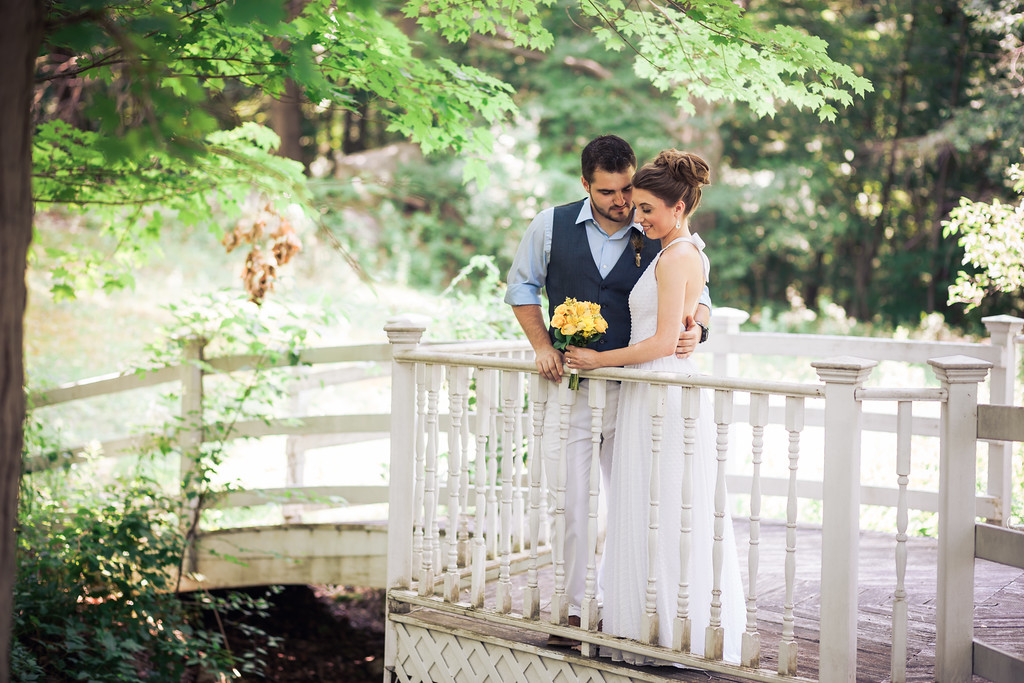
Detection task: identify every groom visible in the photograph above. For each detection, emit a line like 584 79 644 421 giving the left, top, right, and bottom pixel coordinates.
504 134 712 646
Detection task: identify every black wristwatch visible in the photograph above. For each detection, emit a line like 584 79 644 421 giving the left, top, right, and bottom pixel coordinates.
695 321 710 344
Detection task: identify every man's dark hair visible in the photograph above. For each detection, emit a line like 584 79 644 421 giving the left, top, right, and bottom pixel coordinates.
581 135 636 183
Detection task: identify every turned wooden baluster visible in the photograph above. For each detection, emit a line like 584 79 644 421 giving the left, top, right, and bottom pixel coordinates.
581 379 606 657
523 374 548 619
443 365 469 603
891 400 913 683
419 364 443 596
412 364 427 584
643 383 667 645
458 373 472 569
778 396 804 676
470 368 495 608
496 370 521 613
705 389 733 660
674 385 700 653
743 392 769 667
550 378 576 627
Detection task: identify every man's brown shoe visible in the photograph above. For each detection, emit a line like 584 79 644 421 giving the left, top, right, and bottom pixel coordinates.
546 615 582 648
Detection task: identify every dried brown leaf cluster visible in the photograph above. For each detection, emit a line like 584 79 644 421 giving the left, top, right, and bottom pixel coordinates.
223 202 303 304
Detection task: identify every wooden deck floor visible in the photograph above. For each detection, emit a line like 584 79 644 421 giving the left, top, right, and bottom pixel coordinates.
409 518 1024 682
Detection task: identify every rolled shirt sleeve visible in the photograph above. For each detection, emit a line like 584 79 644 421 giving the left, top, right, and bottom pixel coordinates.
699 283 712 312
504 208 553 307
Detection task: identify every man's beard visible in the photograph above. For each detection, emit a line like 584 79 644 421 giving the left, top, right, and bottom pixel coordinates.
592 201 632 225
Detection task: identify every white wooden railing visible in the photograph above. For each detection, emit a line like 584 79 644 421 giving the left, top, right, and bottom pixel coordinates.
383 312 1024 683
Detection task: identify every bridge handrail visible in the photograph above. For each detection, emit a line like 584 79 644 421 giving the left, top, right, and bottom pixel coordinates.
396 346 827 398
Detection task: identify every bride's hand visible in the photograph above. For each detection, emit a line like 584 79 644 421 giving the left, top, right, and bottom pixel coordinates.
565 345 601 371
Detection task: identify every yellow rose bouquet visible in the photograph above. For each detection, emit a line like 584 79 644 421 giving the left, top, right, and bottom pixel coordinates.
550 297 608 390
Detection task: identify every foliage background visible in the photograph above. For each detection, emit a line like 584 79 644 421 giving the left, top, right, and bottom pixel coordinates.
193 0 1019 339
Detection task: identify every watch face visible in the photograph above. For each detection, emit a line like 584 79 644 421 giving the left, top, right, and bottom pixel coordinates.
698 322 709 343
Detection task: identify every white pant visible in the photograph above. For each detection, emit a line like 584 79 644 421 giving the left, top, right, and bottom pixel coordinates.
541 379 620 616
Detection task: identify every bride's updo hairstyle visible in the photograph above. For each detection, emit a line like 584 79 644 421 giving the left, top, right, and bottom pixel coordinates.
632 149 710 218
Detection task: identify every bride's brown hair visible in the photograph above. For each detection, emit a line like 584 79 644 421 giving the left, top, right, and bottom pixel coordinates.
632 149 710 218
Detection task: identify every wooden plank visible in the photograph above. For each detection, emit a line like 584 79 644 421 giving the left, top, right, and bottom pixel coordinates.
223 414 390 438
178 522 390 590
23 432 165 472
28 365 181 407
730 399 941 437
205 344 392 375
179 554 389 591
976 523 1024 569
715 332 1003 366
974 641 1024 683
211 485 389 509
977 405 1024 443
289 364 389 392
724 475 997 518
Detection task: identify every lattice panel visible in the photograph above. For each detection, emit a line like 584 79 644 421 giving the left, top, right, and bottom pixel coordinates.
393 621 638 683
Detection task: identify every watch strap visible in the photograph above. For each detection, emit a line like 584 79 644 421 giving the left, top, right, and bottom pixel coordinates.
696 320 710 344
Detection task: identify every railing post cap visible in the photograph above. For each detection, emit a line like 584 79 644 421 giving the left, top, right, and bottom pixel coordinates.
173 334 207 346
928 355 993 383
981 314 1024 331
711 307 750 325
384 315 430 345
811 356 877 384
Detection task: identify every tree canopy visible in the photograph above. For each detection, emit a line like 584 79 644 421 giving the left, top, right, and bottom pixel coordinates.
30 0 872 297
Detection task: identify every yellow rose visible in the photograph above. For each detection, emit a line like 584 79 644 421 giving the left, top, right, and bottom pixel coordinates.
551 313 566 329
595 317 608 334
562 323 578 335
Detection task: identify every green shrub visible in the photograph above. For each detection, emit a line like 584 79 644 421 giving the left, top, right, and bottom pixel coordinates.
14 464 236 680
16 292 328 681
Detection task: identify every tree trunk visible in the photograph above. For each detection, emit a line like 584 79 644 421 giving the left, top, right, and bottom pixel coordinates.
926 7 968 312
268 0 308 165
0 2 43 680
856 0 919 320
269 77 304 163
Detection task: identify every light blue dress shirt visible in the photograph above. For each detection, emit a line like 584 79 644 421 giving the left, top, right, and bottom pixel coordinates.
504 197 713 310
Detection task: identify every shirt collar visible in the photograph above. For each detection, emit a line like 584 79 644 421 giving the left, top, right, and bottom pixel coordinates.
577 197 643 240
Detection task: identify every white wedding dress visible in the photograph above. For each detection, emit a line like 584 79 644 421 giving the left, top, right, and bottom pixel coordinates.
602 235 745 666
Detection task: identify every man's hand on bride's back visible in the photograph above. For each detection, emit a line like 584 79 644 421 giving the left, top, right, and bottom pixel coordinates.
675 316 701 359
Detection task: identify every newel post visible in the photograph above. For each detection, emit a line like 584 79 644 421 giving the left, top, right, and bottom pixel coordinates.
179 336 206 574
929 355 992 682
179 336 206 484
980 315 1023 524
710 307 749 378
383 316 428 674
812 356 876 683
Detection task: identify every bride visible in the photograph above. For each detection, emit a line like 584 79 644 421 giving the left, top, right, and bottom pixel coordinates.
564 149 745 666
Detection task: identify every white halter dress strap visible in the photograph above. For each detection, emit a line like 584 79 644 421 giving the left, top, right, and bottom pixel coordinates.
658 233 710 281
